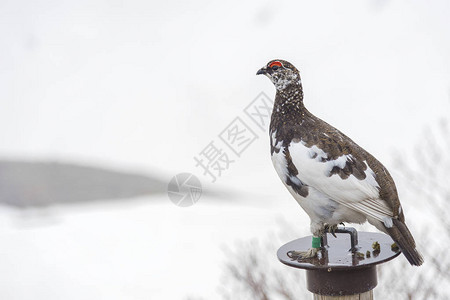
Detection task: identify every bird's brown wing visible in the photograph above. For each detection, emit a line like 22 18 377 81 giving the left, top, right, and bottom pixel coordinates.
291 115 403 220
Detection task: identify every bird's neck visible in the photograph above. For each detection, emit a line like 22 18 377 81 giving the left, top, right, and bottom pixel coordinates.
270 83 306 131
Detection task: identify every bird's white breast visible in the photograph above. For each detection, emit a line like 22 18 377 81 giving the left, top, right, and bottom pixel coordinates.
287 139 380 203
270 131 388 226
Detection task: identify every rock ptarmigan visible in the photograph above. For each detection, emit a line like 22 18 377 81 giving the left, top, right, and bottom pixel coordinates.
257 59 423 266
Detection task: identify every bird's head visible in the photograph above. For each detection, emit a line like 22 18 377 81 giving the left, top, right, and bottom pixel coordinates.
256 59 301 91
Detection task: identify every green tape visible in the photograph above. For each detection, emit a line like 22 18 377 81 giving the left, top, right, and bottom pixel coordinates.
312 236 321 248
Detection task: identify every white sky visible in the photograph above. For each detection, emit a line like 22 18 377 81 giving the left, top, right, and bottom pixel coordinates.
0 1 449 299
1 0 449 178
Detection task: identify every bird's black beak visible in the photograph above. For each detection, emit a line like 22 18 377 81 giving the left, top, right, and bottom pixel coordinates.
256 67 267 75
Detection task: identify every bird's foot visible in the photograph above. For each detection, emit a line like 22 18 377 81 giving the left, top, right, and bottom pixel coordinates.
324 224 339 238
287 248 319 261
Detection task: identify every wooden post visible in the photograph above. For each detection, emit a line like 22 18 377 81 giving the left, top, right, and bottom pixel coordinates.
313 290 373 300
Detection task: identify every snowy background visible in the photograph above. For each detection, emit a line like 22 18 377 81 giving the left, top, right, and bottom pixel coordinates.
0 0 449 299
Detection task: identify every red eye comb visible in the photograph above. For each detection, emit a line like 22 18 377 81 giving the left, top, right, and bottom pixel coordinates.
269 61 282 68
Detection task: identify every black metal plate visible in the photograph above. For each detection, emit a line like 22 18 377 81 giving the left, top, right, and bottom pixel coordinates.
277 231 401 271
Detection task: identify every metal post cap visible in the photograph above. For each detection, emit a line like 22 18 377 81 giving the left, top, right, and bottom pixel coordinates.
277 229 401 296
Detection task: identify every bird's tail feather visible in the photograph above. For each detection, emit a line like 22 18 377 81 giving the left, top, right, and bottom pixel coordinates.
386 218 424 266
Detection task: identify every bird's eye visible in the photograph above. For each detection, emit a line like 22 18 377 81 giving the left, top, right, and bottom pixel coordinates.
272 65 279 71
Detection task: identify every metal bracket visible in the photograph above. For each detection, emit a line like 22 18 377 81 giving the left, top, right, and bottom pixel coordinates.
321 227 359 252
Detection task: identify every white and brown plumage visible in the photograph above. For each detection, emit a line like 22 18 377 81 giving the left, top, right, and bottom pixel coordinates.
257 59 423 266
